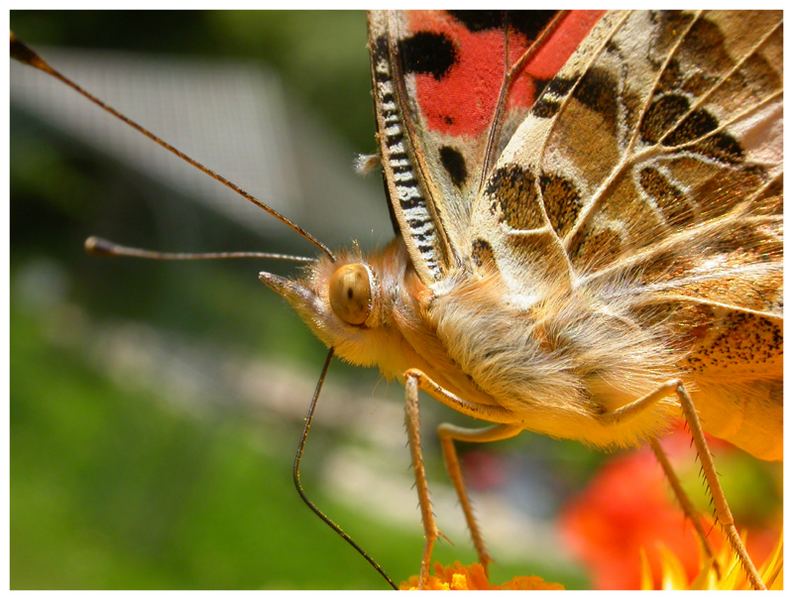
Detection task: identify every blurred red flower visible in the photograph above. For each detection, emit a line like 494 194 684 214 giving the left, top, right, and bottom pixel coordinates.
559 427 778 589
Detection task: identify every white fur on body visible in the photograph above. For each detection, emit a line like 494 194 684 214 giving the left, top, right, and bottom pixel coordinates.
280 238 684 451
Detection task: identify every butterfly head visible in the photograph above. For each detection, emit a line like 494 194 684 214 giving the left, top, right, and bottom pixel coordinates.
258 249 397 365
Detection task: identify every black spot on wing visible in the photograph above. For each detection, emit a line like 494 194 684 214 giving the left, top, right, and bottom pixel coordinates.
471 238 496 271
640 94 690 144
533 77 551 97
546 76 578 97
532 99 560 118
448 10 558 41
447 10 504 31
572 67 617 132
486 164 544 229
373 35 389 61
531 75 578 118
399 195 422 210
539 172 582 238
507 11 559 40
688 131 744 165
664 108 719 145
439 146 468 188
640 94 744 164
398 32 456 81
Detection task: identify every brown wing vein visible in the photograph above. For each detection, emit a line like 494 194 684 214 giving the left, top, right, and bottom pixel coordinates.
538 12 630 169
479 11 569 193
561 13 782 254
657 17 782 148
624 11 703 155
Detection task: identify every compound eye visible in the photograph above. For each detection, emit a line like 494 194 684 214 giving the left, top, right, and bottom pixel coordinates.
329 263 373 325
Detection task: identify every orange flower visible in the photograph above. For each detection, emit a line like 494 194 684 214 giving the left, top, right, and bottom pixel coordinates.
559 426 781 589
399 562 564 590
641 531 783 590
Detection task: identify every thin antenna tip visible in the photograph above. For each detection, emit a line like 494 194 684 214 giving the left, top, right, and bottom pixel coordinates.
84 236 112 256
10 32 49 71
10 33 332 259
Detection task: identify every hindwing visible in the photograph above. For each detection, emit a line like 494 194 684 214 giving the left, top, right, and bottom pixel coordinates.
473 10 782 328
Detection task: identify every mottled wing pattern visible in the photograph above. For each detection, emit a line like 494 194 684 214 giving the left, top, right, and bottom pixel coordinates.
474 10 782 323
367 10 602 284
472 10 782 457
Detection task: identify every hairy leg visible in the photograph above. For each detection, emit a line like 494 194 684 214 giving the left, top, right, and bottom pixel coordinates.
403 369 518 586
648 438 720 578
438 422 523 572
600 379 765 590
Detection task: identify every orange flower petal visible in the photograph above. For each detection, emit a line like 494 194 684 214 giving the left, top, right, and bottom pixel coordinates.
399 562 564 590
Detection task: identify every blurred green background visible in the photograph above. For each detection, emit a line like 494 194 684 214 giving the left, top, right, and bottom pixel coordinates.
9 10 781 590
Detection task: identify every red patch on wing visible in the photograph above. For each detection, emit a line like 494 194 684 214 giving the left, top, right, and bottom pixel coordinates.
407 11 605 137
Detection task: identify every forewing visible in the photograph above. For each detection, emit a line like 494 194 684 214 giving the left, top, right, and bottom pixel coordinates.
367 10 602 284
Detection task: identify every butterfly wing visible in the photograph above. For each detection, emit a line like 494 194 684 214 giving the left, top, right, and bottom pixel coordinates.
367 10 603 284
473 10 782 457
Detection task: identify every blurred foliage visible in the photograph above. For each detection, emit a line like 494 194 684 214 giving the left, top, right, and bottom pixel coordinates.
10 10 375 151
11 303 585 589
10 306 384 589
10 10 377 590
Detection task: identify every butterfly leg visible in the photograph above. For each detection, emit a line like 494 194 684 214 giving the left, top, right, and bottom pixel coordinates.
403 373 441 588
438 423 523 573
601 379 766 590
404 369 517 587
647 438 720 579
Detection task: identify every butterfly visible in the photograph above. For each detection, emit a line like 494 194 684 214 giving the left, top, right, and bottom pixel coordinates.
322 10 781 588
11 9 782 590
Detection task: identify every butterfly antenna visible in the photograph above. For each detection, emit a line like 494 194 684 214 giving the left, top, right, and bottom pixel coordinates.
10 32 336 263
294 348 397 590
84 236 313 263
